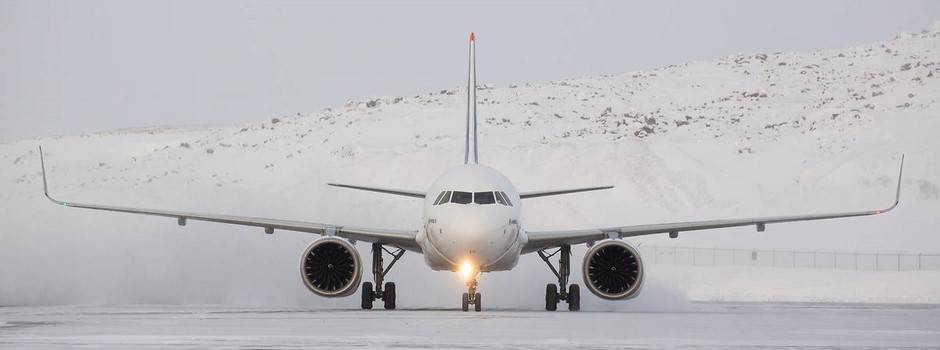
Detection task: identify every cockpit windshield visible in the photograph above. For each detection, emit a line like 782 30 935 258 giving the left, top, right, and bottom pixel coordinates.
433 190 512 206
473 192 495 204
450 191 473 204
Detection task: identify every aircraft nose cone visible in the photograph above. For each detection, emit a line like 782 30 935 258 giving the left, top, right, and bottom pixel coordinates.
433 212 516 267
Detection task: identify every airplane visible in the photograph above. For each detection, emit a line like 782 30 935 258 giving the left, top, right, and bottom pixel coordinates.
39 33 904 312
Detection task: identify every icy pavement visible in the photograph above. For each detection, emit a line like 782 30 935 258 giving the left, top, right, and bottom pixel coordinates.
0 303 938 349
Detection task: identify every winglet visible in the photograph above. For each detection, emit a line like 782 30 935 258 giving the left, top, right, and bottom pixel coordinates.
38 146 66 206
879 153 904 214
39 145 49 198
894 153 904 207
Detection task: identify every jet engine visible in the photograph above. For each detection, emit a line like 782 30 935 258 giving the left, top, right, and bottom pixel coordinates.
300 237 362 297
582 239 644 300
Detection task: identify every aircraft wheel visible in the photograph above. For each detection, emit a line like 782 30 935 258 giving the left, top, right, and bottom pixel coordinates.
361 282 374 310
461 293 470 312
545 284 558 311
568 284 581 312
383 282 396 310
474 293 482 312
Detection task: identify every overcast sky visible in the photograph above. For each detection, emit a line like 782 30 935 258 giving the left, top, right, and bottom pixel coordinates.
2 0 939 140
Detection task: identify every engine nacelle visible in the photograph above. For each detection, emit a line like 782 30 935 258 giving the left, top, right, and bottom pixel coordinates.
300 237 362 297
582 239 644 300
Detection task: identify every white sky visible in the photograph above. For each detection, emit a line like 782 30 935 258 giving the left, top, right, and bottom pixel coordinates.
2 0 940 140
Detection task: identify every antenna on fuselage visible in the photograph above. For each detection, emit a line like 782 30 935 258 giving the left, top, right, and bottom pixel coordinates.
464 32 479 165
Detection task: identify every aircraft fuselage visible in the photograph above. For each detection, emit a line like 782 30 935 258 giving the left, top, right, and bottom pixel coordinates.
417 164 524 273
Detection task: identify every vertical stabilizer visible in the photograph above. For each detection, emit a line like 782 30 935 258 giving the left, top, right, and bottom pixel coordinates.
464 32 479 164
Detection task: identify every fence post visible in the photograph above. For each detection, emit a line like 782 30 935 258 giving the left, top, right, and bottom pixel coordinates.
876 253 880 271
918 254 922 271
713 247 717 266
855 252 858 271
793 250 796 268
833 251 837 270
813 251 817 269
674 246 678 264
772 250 776 268
692 248 696 266
898 253 901 272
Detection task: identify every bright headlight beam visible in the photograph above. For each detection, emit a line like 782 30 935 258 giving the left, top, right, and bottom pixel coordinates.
459 260 476 281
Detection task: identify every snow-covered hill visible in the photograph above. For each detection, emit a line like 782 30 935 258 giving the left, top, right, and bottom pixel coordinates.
1 24 939 307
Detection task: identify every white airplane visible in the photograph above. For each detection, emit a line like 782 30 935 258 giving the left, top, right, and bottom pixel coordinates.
40 33 904 312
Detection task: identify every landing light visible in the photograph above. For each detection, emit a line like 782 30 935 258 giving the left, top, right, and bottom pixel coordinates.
459 260 477 281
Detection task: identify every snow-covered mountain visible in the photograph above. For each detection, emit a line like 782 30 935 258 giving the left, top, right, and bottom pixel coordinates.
1 24 939 307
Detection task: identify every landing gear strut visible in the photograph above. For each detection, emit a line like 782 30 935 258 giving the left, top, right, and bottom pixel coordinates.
462 276 482 312
361 243 405 310
538 245 580 311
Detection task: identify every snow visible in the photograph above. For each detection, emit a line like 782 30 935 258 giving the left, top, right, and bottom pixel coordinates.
660 266 940 304
1 303 938 348
1 23 939 313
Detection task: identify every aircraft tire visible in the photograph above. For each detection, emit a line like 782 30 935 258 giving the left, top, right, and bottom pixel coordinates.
361 282 374 310
545 284 558 311
383 282 396 310
568 284 581 311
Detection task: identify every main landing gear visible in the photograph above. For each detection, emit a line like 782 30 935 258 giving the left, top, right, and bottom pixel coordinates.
361 243 405 310
462 276 482 312
538 245 580 311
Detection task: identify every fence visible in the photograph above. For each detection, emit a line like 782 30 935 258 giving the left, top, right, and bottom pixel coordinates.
637 245 940 272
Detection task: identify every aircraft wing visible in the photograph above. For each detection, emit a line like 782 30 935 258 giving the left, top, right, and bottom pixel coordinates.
519 186 614 199
327 183 426 198
524 156 903 253
39 147 420 251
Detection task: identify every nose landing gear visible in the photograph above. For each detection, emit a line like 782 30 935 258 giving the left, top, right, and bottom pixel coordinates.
462 278 482 312
361 243 405 310
538 245 580 311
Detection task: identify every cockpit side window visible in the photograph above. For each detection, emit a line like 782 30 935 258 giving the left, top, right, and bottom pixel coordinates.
499 191 513 206
433 191 447 205
494 191 508 205
441 191 452 204
474 191 496 205
451 191 473 204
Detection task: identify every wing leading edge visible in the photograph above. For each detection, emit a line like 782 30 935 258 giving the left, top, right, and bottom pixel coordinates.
524 155 904 253
326 183 426 199
39 147 420 251
519 186 614 199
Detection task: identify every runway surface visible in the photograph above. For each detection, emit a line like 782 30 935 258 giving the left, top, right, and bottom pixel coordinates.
1 303 938 349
